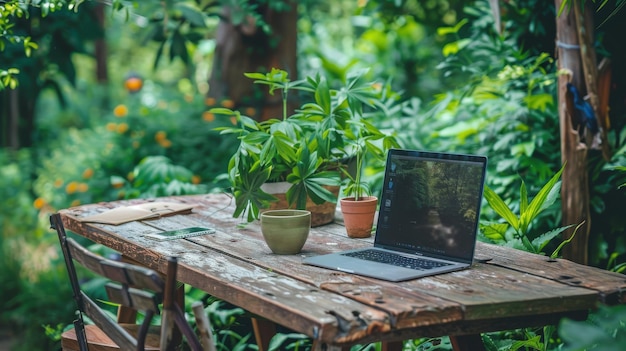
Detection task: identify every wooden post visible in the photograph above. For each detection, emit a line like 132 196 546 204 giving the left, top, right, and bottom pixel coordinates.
554 0 594 265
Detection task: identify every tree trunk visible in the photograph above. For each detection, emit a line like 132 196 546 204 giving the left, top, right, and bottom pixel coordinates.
94 3 108 84
2 89 20 149
207 1 298 121
554 0 606 264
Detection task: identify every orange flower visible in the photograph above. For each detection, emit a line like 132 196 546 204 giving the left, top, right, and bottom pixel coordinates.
158 139 172 148
112 180 124 189
113 104 128 117
106 122 117 131
204 97 216 106
54 179 63 188
77 183 89 192
230 116 238 125
33 197 46 210
124 77 143 93
116 122 129 134
155 131 167 141
221 99 235 109
202 111 215 122
245 107 256 116
82 168 94 179
70 199 81 207
66 181 79 194
191 175 201 184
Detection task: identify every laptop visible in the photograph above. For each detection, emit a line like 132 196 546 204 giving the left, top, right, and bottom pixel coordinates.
302 149 488 281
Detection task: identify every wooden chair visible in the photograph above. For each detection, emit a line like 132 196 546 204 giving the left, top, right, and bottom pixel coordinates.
50 213 216 351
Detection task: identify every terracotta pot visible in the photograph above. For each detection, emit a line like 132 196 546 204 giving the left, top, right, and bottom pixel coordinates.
340 196 378 238
260 182 340 227
260 210 311 254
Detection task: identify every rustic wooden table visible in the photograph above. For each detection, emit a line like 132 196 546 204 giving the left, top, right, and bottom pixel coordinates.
58 194 626 351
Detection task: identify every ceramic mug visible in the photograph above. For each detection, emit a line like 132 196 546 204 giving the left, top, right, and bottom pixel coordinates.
260 210 311 254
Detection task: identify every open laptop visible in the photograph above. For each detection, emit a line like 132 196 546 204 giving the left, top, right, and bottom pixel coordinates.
302 149 488 281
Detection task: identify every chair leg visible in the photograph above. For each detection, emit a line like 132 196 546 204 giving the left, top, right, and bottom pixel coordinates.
192 301 216 351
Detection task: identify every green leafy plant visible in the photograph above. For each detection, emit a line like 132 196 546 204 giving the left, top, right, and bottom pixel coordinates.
213 68 399 221
480 165 575 256
212 71 341 221
482 325 559 351
559 304 626 351
326 71 399 201
114 156 208 199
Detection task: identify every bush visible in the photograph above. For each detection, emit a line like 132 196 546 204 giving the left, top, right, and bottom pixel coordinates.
0 149 74 350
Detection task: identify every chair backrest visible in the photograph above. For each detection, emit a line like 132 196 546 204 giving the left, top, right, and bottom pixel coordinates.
50 213 204 351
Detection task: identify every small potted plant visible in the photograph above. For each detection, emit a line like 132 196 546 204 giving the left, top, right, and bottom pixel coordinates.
329 73 400 238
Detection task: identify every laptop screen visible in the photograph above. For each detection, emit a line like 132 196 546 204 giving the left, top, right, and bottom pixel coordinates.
375 149 487 263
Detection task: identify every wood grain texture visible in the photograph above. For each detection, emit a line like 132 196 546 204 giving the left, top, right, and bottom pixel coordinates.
59 194 625 348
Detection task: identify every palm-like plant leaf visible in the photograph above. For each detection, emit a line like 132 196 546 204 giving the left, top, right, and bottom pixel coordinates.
483 185 519 229
231 161 276 221
519 165 564 233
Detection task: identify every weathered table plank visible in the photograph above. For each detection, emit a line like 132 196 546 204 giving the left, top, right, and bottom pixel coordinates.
58 194 624 348
475 242 626 304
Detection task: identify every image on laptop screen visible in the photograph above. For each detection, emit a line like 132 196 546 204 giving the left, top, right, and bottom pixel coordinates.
375 150 486 263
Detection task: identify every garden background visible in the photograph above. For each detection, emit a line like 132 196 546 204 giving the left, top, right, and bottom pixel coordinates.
1 0 626 350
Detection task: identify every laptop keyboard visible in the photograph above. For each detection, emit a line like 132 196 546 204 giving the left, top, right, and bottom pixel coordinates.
342 249 452 270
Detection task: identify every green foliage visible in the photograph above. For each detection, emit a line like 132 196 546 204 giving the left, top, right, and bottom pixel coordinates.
0 0 296 91
0 1 105 149
199 299 257 351
131 1 219 69
559 305 626 351
0 3 102 87
1 152 74 346
483 326 560 351
33 82 228 211
116 156 208 199
328 70 400 200
393 0 563 240
0 150 40 327
587 142 626 267
480 165 569 255
268 333 311 351
299 0 464 101
244 68 311 120
0 67 20 89
0 0 72 90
